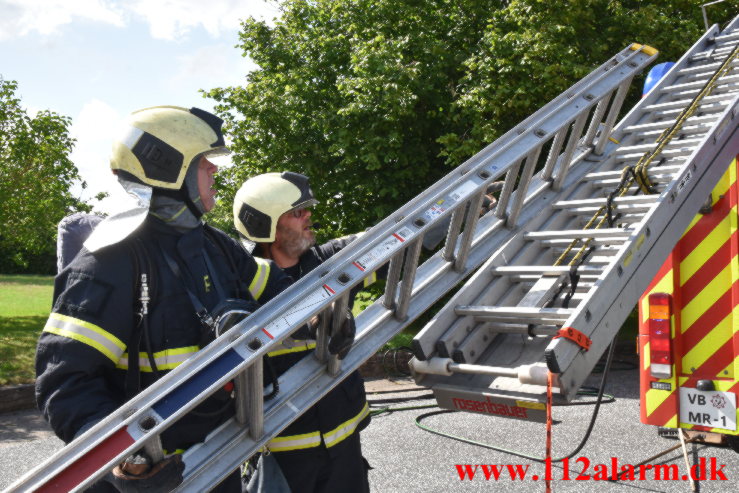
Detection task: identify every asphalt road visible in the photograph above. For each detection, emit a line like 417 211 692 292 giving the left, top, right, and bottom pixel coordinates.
2 354 738 492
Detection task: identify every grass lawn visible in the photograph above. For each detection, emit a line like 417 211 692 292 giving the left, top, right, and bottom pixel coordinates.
0 274 54 385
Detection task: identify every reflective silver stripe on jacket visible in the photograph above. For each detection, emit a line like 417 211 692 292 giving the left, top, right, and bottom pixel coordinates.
266 431 322 452
43 313 126 364
116 346 200 371
249 258 271 300
267 402 369 452
322 402 370 448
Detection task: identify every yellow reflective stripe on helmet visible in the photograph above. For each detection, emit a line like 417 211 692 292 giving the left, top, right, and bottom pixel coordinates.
43 313 126 364
322 402 369 448
249 258 271 300
267 431 321 452
117 346 199 372
363 271 377 288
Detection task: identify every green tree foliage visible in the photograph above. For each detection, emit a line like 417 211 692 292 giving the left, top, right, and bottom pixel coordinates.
207 0 729 237
0 78 90 273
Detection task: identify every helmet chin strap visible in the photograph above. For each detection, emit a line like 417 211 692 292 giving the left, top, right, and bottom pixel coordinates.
182 189 205 220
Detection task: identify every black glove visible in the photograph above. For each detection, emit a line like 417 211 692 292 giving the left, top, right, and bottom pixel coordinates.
109 453 184 493
327 308 356 360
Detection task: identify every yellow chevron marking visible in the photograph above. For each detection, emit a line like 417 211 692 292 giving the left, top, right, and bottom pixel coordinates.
643 341 650 372
711 164 732 204
680 165 728 233
641 270 674 324
681 263 734 331
680 207 735 286
718 354 737 380
682 310 733 373
645 387 675 416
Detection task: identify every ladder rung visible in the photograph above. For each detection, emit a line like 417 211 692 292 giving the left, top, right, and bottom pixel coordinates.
525 228 632 240
588 173 676 187
677 58 739 75
666 82 739 101
714 30 739 45
536 238 628 247
517 277 596 292
555 291 587 303
583 164 682 180
589 183 668 195
548 245 621 257
485 323 560 336
660 74 739 93
615 148 692 162
455 306 573 323
712 44 739 56
561 204 652 216
678 65 739 82
553 195 657 209
634 124 715 140
509 274 600 283
642 93 729 112
651 101 730 119
592 214 644 226
614 138 703 156
622 114 718 133
491 265 602 276
691 46 738 62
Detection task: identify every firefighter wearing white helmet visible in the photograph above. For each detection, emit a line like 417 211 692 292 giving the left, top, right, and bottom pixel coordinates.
234 172 373 493
86 106 230 252
36 107 292 493
233 171 318 243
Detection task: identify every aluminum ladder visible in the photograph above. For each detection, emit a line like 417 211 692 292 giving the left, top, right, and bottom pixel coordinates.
411 16 739 422
9 21 736 492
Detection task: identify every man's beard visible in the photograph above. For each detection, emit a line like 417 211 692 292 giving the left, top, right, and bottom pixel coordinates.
277 224 315 258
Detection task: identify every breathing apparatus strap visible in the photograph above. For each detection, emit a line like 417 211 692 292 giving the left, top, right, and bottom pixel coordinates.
159 246 218 332
125 240 144 399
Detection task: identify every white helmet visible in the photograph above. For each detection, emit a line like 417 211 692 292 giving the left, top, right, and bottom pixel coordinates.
85 106 229 252
233 172 318 242
110 106 229 189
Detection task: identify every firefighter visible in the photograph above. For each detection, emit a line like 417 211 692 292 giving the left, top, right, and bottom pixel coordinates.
233 172 374 493
35 106 291 493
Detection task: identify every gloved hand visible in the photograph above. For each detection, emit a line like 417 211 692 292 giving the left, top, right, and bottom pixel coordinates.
109 452 184 493
327 308 356 360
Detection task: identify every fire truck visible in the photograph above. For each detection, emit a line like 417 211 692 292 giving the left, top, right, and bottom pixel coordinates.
639 145 739 452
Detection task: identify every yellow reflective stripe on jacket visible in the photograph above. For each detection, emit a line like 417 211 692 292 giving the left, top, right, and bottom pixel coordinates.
363 270 377 288
267 431 321 452
249 258 271 300
117 346 199 372
267 341 316 357
43 313 126 364
322 402 369 448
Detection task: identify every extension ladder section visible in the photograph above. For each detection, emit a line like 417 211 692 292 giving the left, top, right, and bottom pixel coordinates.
411 17 739 422
11 26 732 492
